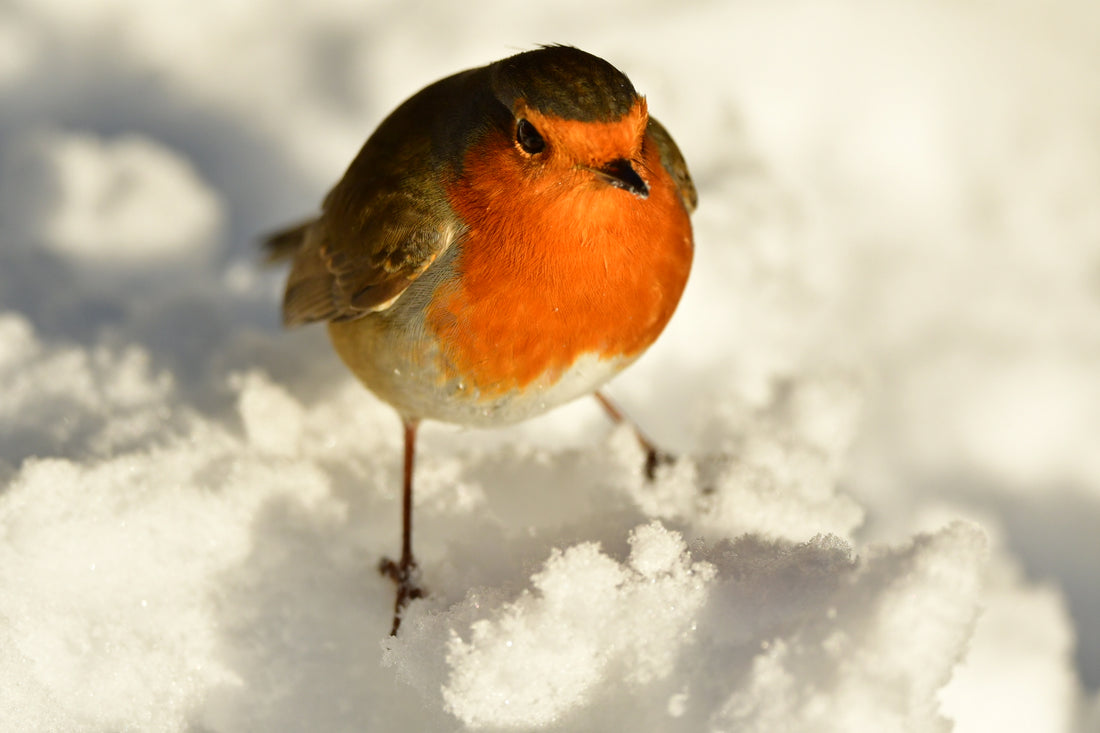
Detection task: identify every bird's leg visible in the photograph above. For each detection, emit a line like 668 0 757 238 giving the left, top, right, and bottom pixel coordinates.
593 391 675 480
378 417 424 635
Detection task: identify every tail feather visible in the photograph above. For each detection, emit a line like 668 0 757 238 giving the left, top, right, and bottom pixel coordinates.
261 218 342 326
262 219 314 263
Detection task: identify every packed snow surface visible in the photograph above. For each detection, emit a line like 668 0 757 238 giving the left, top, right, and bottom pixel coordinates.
1 1 1098 731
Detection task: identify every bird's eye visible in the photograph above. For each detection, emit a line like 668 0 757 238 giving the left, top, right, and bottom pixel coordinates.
516 119 546 155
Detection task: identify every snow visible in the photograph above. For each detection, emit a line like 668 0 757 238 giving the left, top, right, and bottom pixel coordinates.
7 131 223 266
1 0 1098 731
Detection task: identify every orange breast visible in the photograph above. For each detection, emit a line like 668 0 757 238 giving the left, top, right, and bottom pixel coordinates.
427 132 693 396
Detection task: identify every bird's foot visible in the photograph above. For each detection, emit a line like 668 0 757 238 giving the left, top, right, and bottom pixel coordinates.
643 447 678 481
379 555 425 635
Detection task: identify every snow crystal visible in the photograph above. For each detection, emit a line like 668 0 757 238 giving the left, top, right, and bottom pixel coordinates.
710 523 987 733
435 523 714 728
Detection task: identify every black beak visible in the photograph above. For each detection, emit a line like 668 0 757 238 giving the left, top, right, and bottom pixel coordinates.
593 158 649 198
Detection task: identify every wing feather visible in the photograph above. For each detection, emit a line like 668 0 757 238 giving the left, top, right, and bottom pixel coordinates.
647 116 697 213
263 113 462 327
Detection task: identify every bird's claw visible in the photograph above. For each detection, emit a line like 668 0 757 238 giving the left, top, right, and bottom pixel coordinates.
379 556 425 634
643 448 677 481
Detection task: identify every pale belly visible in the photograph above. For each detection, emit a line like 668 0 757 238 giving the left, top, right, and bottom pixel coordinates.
328 310 634 426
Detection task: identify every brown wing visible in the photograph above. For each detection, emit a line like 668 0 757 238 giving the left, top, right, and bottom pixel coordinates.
647 116 697 213
264 173 460 327
264 78 466 327
265 196 457 327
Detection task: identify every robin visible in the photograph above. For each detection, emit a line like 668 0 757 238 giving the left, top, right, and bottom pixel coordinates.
266 45 696 634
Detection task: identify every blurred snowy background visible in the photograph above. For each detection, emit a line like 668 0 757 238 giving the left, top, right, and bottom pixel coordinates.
1 1 1098 731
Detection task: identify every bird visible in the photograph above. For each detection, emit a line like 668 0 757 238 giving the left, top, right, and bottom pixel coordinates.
265 45 696 634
